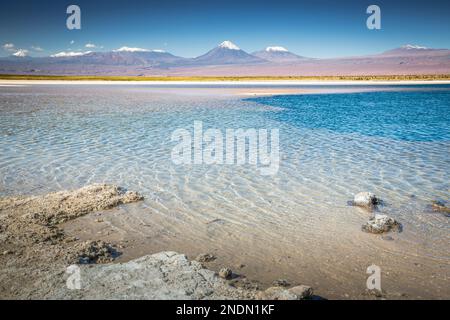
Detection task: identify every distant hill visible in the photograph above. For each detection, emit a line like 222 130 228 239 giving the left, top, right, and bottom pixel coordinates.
67 51 187 66
252 46 309 62
380 44 450 56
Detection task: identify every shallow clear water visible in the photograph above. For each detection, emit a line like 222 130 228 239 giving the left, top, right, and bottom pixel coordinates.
1 84 449 298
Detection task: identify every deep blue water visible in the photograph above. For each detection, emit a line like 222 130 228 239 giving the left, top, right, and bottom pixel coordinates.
248 89 450 142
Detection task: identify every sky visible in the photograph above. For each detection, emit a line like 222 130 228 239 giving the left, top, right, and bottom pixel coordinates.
1 0 450 58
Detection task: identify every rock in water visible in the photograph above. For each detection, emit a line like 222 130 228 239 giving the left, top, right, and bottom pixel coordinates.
431 200 450 217
362 214 402 234
365 288 384 298
195 253 217 263
272 279 290 287
71 240 120 264
219 268 233 279
353 192 380 208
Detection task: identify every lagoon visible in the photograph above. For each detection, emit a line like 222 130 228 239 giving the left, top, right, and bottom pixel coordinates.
0 83 449 299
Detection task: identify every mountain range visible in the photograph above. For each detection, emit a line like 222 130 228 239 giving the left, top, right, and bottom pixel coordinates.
1 41 449 76
252 46 309 62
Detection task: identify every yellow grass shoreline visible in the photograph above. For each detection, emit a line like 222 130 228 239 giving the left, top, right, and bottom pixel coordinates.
0 74 450 82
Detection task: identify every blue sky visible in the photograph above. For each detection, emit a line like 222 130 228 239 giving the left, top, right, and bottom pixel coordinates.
1 0 449 58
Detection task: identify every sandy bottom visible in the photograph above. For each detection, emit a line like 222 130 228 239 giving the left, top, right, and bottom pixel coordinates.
62 200 449 300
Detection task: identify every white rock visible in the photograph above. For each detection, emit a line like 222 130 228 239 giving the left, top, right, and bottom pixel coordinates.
47 251 258 300
353 192 380 207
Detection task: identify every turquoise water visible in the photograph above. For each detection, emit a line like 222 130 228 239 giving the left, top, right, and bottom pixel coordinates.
249 89 450 141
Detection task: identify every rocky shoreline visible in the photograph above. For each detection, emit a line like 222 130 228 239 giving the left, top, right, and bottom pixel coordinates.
0 184 315 300
49 251 314 300
1 184 447 299
0 184 142 298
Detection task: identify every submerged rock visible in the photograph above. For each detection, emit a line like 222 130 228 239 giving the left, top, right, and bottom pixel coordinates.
195 253 217 263
362 214 402 234
352 192 380 208
364 288 385 298
70 240 120 264
219 267 233 280
272 279 290 287
431 200 450 217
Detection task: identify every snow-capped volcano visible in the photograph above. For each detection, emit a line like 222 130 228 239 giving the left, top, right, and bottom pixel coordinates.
112 47 166 53
401 44 428 50
192 41 264 65
46 49 186 66
218 41 240 50
1 43 448 75
51 51 92 58
252 46 307 62
381 44 447 56
113 47 151 53
265 46 289 52
12 49 29 57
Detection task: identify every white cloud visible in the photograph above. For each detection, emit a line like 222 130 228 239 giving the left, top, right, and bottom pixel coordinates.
31 46 44 52
3 43 15 51
50 51 92 58
70 40 75 45
113 46 150 52
85 43 103 49
13 49 29 57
